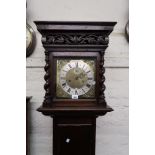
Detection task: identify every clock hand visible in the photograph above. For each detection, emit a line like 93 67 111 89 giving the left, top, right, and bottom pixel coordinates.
75 76 79 80
76 62 78 68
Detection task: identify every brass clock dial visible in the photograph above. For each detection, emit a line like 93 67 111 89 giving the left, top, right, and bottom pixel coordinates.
56 59 96 98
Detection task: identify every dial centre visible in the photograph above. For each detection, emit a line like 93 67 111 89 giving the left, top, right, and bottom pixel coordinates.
66 67 88 89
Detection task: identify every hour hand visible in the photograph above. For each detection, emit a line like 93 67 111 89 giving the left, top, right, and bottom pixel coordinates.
75 76 79 80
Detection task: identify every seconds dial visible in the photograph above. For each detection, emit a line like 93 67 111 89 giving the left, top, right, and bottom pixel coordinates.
59 60 95 96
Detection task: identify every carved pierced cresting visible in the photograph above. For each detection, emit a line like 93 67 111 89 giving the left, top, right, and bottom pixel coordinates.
99 50 106 105
43 50 51 106
43 33 109 45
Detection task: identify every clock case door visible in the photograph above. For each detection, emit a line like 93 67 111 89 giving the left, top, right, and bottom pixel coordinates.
53 117 96 155
49 51 101 107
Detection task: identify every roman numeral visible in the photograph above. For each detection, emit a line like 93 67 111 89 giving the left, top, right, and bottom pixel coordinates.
82 64 85 69
68 64 72 68
88 77 93 80
75 90 78 95
67 88 71 93
60 77 65 80
62 83 66 87
86 83 91 88
86 70 91 73
82 88 85 93
76 62 78 68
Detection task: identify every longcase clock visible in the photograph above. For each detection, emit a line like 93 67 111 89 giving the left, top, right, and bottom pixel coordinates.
35 21 116 155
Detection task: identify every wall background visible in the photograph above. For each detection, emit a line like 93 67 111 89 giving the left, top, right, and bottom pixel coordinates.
26 0 129 155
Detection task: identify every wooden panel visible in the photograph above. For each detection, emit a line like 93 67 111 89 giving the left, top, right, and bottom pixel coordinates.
54 125 93 155
26 32 129 68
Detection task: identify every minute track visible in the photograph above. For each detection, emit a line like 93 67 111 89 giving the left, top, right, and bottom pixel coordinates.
59 60 95 97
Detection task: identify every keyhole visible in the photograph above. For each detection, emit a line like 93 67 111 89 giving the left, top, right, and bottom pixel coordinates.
65 138 70 143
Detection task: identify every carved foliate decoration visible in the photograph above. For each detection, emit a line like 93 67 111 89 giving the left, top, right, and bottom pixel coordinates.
43 50 51 106
99 50 106 105
43 33 109 45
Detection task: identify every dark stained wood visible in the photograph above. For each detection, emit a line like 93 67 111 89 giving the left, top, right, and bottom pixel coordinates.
34 21 116 155
98 50 106 105
53 116 96 155
34 21 117 32
37 105 113 117
43 50 51 106
26 96 32 155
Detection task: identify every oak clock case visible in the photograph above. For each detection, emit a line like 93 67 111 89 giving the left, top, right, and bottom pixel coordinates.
34 21 117 155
